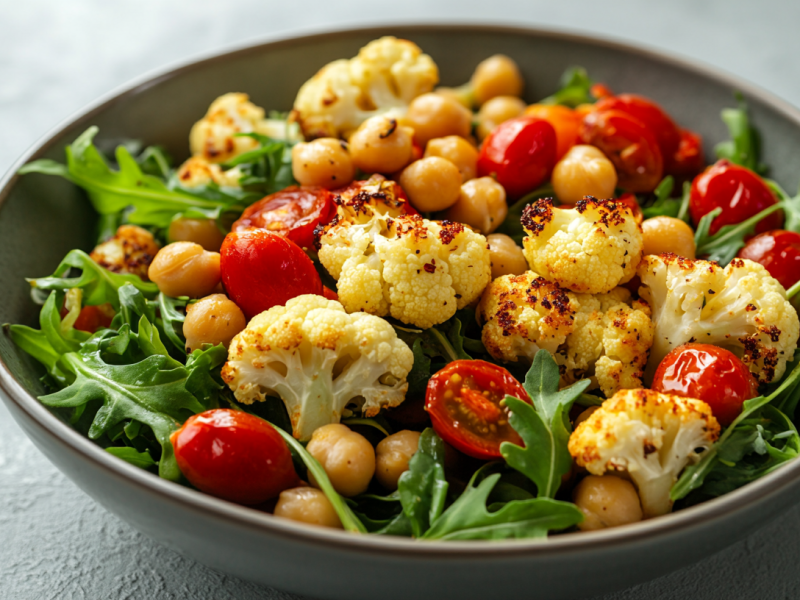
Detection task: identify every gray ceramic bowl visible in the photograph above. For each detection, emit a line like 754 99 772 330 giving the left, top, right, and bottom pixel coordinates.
2 24 800 600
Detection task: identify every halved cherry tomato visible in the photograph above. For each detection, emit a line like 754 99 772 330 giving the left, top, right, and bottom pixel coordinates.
221 229 322 320
477 116 557 199
652 344 758 426
580 109 664 193
60 303 115 333
425 360 531 459
689 159 783 236
737 230 800 290
231 186 335 250
670 128 705 180
523 104 581 160
171 409 298 505
616 192 644 225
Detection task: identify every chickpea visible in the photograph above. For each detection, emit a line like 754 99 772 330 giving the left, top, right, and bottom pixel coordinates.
375 430 421 490
306 424 376 497
148 242 221 299
424 136 478 182
476 96 526 140
291 138 355 189
642 216 697 259
274 487 342 529
471 55 524 106
348 115 414 174
486 234 527 279
168 218 225 252
573 475 643 531
551 145 618 204
183 294 246 353
398 157 462 212
444 177 507 234
404 93 472 146
574 405 599 429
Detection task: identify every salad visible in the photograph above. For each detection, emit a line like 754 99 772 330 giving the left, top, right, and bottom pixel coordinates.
7 36 800 540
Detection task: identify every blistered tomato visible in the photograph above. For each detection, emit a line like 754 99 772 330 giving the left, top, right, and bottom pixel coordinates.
737 230 800 290
477 116 557 199
652 344 758 426
171 409 299 505
670 128 705 180
523 104 581 160
425 360 531 459
689 160 783 236
220 229 322 320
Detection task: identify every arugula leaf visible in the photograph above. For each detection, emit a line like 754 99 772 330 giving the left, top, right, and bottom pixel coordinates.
422 472 583 541
540 67 594 108
106 446 157 469
641 178 691 222
694 202 786 265
494 184 554 244
157 293 188 356
18 127 246 228
395 429 449 537
406 339 432 400
226 132 297 196
500 351 591 498
714 96 767 175
6 324 70 386
766 180 800 234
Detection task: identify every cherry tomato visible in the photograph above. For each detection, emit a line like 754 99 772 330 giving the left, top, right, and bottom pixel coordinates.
231 186 335 250
425 360 531 459
737 230 800 290
523 104 581 160
652 344 758 426
322 285 339 301
221 229 322 320
670 128 705 180
171 409 298 505
595 94 681 168
580 109 664 193
590 83 614 100
61 303 115 333
477 116 557 199
689 160 783 236
616 192 644 225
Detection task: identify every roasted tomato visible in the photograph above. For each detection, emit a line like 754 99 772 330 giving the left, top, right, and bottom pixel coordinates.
616 192 644 225
670 128 705 180
737 230 800 290
60 303 115 333
220 229 323 320
689 160 783 236
425 360 531 459
580 109 664 193
171 409 298 505
231 186 335 250
652 344 759 426
523 104 581 160
477 116 557 199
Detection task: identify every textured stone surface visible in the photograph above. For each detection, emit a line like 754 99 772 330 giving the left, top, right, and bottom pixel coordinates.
3 1 800 598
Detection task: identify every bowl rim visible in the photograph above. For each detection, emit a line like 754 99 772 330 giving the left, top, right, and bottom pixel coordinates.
2 21 800 558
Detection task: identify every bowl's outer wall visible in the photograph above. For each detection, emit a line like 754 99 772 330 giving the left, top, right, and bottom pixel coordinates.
2 26 800 600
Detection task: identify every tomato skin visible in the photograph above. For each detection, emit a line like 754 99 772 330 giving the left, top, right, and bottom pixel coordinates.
221 229 323 320
737 230 800 290
523 104 581 160
689 160 783 236
425 360 531 459
322 285 339 301
652 344 758 426
670 128 705 180
171 409 298 505
616 192 644 225
232 186 335 250
580 109 664 193
61 303 115 333
477 117 557 199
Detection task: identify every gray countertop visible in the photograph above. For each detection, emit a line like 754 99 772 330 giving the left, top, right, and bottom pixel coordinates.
3 1 800 598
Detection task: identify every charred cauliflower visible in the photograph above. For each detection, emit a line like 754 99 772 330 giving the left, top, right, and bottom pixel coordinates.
90 225 160 280
189 93 268 163
292 36 439 139
569 388 720 518
521 197 643 294
221 295 413 440
638 254 800 384
175 156 243 189
478 273 654 397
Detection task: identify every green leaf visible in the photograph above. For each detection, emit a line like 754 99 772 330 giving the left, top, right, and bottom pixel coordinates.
540 67 594 108
405 339 432 400
500 351 591 498
106 446 156 469
714 96 767 175
422 473 583 540
641 178 691 222
157 293 188 356
226 132 297 197
766 180 800 234
6 324 70 386
694 203 785 265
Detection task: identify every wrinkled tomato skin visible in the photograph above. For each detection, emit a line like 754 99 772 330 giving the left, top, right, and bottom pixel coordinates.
221 229 322 320
670 128 705 180
595 94 681 169
426 360 531 460
232 186 335 250
652 344 759 426
737 230 800 290
477 117 557 199
171 409 298 505
580 109 664 193
689 160 783 236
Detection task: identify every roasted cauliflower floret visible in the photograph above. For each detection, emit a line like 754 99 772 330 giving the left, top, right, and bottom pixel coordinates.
638 254 800 384
292 36 439 139
188 93 268 163
521 197 643 294
175 156 243 189
90 225 160 280
479 274 654 397
569 388 720 518
221 295 413 440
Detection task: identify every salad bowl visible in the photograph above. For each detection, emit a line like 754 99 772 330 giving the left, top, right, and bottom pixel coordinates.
2 23 800 600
